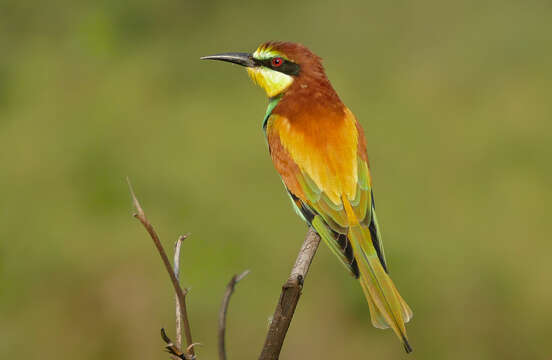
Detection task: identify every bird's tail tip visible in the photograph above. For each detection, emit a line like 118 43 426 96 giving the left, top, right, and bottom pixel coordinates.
347 223 414 353
402 336 413 354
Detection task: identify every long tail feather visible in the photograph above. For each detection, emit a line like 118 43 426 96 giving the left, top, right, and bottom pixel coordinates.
343 197 413 353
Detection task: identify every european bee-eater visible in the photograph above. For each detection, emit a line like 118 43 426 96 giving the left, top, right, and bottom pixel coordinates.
201 41 413 352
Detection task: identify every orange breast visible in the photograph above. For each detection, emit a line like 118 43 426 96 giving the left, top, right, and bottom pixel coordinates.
267 107 360 205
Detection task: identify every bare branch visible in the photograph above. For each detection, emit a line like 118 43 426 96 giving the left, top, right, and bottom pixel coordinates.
258 227 321 360
161 328 185 359
218 270 250 360
174 234 189 353
129 179 322 359
127 178 195 357
161 328 202 360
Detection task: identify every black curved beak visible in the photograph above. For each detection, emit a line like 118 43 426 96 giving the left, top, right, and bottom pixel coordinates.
200 52 256 67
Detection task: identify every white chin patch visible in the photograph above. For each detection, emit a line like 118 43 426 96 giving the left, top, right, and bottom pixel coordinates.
248 67 293 97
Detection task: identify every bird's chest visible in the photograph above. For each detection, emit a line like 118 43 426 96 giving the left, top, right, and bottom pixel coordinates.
266 113 359 204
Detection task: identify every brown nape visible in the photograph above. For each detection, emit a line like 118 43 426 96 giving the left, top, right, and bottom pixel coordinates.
263 41 345 119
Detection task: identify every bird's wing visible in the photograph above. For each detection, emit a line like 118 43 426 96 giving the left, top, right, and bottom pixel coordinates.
266 108 387 272
267 108 412 347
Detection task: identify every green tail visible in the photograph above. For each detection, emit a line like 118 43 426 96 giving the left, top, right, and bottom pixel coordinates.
348 223 413 353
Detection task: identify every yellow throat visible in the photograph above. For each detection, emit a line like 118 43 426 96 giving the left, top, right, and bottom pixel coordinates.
247 45 294 97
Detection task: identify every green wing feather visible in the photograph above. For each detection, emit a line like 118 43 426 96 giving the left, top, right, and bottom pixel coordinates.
287 155 384 277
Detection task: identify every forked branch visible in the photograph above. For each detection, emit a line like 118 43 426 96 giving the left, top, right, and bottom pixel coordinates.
127 178 195 358
128 180 321 360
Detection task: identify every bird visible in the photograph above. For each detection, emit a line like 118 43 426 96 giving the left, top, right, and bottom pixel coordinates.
201 41 413 353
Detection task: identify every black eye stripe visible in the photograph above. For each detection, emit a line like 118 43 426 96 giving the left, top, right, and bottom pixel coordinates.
254 57 301 76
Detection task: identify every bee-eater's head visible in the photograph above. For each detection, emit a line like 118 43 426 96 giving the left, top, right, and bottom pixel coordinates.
201 41 325 98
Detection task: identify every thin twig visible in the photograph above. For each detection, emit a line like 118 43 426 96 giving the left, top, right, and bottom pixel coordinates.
161 329 201 360
161 328 185 360
174 234 189 353
127 178 195 357
258 227 321 360
218 270 250 360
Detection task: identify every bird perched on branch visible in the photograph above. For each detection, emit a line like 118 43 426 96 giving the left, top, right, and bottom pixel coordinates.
201 41 413 353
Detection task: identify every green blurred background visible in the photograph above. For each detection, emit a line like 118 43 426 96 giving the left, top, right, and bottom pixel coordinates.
1 0 551 359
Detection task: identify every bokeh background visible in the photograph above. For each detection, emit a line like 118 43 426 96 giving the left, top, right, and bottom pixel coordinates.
1 1 551 359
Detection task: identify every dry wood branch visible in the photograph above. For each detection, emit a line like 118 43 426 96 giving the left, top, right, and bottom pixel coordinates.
161 328 185 360
127 178 195 358
259 227 321 360
174 235 189 353
218 270 250 360
128 180 323 359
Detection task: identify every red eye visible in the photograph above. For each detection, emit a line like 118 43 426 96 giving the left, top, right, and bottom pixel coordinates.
271 57 283 67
